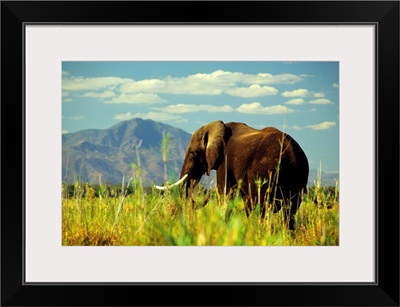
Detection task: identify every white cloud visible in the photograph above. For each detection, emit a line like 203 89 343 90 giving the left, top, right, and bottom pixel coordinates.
281 88 310 98
333 83 339 88
120 79 167 93
63 70 306 108
313 92 325 98
62 130 69 134
154 104 234 114
306 121 337 130
290 125 302 131
225 84 278 97
154 102 293 116
83 90 116 98
120 77 224 96
105 93 166 104
309 98 333 105
63 77 132 91
119 70 302 97
113 112 136 121
186 70 302 85
252 73 303 84
285 98 305 105
114 112 185 123
236 102 294 114
63 115 84 121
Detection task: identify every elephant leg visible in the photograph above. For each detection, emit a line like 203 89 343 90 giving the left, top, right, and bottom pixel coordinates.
283 193 300 231
216 167 238 205
242 182 267 217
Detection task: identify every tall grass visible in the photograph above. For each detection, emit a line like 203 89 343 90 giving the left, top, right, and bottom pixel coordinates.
161 130 171 183
62 176 339 246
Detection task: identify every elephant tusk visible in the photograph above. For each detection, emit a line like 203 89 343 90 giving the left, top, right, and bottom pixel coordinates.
155 174 189 190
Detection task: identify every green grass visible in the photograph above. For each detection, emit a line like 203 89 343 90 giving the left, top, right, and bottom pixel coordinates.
62 180 339 246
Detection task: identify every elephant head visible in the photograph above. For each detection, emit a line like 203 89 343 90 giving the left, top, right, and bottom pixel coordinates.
179 120 227 193
155 120 228 203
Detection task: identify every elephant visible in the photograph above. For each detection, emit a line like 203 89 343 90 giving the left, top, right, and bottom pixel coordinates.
156 120 309 230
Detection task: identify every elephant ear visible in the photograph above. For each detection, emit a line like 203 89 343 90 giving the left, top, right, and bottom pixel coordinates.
204 121 226 176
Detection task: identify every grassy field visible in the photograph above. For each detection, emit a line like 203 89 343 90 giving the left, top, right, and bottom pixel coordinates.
62 178 339 246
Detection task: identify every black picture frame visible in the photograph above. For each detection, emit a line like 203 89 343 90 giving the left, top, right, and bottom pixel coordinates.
1 1 399 306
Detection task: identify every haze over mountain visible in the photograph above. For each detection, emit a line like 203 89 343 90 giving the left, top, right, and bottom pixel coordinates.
62 118 338 187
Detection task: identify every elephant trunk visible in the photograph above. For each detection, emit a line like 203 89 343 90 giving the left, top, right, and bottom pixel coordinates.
156 174 211 209
185 177 212 209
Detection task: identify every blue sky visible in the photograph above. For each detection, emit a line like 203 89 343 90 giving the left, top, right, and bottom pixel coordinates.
62 61 339 173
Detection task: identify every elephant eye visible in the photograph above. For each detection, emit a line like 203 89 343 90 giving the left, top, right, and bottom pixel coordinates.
190 151 196 158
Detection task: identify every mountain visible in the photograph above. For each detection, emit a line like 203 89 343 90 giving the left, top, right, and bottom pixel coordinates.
62 118 191 186
307 169 339 187
62 118 339 188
